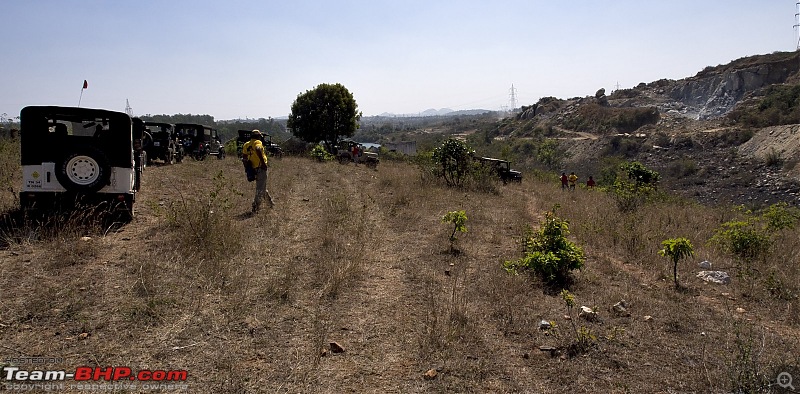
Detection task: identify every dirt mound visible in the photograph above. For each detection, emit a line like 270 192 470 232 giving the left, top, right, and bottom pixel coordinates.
739 124 800 179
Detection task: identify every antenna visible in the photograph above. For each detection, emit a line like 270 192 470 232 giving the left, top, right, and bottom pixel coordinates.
508 84 518 111
125 99 133 117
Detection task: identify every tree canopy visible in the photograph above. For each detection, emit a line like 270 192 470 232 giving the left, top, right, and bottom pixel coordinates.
287 83 361 144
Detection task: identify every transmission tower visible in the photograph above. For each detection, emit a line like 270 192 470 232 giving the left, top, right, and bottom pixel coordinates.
795 2 800 50
508 84 518 111
125 99 133 117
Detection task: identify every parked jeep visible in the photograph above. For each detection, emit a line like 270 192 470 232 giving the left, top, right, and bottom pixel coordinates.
19 106 143 219
474 156 522 183
236 129 283 158
143 121 182 164
336 140 378 168
175 123 225 160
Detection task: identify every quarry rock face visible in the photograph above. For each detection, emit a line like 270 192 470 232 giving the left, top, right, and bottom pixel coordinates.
668 53 800 120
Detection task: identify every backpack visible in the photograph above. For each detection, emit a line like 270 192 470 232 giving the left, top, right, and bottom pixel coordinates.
242 145 256 182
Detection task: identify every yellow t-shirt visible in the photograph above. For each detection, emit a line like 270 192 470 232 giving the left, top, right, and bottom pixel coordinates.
568 174 578 184
242 139 268 169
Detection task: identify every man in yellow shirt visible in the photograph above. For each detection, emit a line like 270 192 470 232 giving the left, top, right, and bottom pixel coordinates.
568 172 578 191
242 130 275 213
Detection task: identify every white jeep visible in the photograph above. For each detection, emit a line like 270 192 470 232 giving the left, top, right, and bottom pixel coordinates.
19 106 143 220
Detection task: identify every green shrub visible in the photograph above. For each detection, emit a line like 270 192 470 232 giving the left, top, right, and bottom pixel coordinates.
503 206 585 285
562 103 659 134
604 161 661 212
764 148 784 167
658 237 694 288
442 210 468 243
711 219 770 262
761 202 800 231
432 139 474 187
310 144 333 162
666 157 698 178
726 84 800 127
604 135 643 157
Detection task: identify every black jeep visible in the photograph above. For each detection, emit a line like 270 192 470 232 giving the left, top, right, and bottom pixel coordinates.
19 106 143 219
236 129 283 158
175 123 225 161
143 121 182 164
474 156 523 183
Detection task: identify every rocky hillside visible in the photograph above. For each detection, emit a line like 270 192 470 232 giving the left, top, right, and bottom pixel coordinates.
511 51 800 208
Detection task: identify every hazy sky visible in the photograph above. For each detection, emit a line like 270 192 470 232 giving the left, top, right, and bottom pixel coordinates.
1 1 795 120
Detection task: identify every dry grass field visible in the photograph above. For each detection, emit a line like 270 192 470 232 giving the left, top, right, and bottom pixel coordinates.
1 150 800 393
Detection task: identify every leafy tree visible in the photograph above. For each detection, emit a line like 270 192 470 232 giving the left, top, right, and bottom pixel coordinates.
288 83 361 144
432 139 474 187
607 161 661 212
658 237 694 288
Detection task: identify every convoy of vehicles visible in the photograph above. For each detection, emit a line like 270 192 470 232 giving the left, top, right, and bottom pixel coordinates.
18 105 541 222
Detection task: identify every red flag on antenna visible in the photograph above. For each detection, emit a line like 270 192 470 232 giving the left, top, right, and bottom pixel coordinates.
83 80 88 89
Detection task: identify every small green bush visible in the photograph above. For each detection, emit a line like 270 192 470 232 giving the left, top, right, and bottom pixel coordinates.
710 217 771 263
658 237 694 288
442 210 468 243
504 206 585 285
310 144 333 162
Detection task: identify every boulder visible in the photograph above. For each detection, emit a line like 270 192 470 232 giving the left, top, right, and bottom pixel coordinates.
579 306 598 321
611 300 630 316
697 271 731 285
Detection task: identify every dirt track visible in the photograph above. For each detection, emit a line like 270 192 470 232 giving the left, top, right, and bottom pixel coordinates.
2 157 800 393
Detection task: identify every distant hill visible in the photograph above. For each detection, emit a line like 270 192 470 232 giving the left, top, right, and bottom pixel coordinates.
377 108 492 117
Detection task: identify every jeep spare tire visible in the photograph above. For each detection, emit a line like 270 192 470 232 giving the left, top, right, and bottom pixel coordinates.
55 146 112 193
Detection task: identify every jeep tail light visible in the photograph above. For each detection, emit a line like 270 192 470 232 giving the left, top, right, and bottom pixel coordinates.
117 194 126 201
25 193 36 200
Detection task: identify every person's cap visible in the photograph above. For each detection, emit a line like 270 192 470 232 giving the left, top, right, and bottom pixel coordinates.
250 129 262 138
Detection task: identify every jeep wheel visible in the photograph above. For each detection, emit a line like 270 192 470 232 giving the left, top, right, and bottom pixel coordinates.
55 146 111 193
217 149 225 160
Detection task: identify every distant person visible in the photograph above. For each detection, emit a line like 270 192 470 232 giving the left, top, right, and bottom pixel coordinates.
586 175 596 189
568 172 578 191
560 172 568 190
242 129 275 213
352 144 359 164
